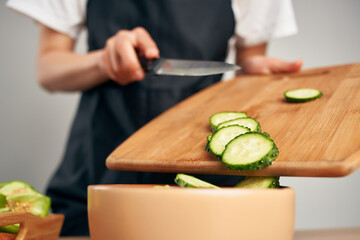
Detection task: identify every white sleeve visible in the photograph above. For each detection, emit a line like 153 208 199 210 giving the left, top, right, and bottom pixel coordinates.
232 0 298 47
6 0 87 39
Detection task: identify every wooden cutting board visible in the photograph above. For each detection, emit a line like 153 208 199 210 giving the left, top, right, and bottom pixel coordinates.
106 63 360 177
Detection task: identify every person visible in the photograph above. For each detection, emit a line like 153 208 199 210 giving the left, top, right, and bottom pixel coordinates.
7 0 302 236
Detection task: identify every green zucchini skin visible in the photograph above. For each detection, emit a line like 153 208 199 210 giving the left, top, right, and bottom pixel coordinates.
216 117 261 132
235 176 280 189
284 88 323 103
222 132 279 171
205 134 213 152
174 174 220 189
209 111 248 131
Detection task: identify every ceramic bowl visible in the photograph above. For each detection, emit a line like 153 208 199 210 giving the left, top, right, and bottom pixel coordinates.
88 184 295 240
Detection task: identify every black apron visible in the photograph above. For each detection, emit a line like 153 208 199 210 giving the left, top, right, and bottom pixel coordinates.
46 0 243 236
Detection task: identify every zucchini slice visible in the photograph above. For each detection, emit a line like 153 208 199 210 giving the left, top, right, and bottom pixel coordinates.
284 88 322 103
235 176 280 189
175 174 220 188
216 117 261 132
209 111 247 131
209 125 250 157
222 132 278 171
205 134 213 152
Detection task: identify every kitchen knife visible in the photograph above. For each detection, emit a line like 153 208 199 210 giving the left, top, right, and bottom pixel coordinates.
139 57 241 76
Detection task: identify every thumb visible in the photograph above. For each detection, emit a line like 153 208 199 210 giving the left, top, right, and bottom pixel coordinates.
267 58 303 73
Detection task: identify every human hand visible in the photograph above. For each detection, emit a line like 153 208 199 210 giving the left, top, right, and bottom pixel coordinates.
98 27 160 85
241 55 303 75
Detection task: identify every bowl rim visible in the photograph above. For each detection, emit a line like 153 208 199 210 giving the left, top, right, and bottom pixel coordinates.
88 184 293 194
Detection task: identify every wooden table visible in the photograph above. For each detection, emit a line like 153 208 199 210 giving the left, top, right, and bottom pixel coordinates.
60 227 360 240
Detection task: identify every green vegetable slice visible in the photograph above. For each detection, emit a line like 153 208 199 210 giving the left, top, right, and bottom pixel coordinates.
209 125 250 157
0 207 10 213
284 88 322 103
222 132 279 171
153 185 171 189
209 111 247 131
175 174 220 189
0 194 6 208
0 180 37 196
216 117 261 132
205 134 213 152
0 194 8 213
6 193 51 217
235 176 280 188
0 224 20 234
0 181 51 234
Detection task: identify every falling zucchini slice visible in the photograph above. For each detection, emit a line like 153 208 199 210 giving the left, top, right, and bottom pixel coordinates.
222 132 278 171
216 117 261 132
175 174 220 189
208 125 250 157
284 88 322 103
209 111 247 131
235 176 280 188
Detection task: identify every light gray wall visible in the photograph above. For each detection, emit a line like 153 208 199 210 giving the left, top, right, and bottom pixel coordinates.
1 0 359 230
268 0 360 230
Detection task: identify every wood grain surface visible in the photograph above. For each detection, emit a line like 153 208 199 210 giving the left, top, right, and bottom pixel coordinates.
0 212 64 240
106 63 360 177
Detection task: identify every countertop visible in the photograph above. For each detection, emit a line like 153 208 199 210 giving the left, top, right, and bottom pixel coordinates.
60 227 360 240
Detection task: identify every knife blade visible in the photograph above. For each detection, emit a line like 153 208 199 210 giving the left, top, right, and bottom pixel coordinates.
139 57 241 76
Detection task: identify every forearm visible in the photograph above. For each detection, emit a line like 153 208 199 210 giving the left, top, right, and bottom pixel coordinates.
37 50 108 92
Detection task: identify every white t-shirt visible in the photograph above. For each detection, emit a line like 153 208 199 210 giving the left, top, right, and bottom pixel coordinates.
7 0 298 47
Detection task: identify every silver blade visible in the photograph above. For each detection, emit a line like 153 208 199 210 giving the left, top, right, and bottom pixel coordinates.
154 59 241 76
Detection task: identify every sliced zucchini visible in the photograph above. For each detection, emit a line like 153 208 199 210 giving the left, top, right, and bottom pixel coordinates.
216 117 261 132
222 132 279 171
284 88 322 103
153 185 171 189
208 125 250 157
235 176 280 189
205 134 213 151
209 111 247 131
174 174 220 189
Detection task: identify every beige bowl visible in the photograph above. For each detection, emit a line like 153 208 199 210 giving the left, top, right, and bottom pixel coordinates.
88 184 295 240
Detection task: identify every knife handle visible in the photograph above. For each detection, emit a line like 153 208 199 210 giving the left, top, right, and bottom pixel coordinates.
138 57 164 74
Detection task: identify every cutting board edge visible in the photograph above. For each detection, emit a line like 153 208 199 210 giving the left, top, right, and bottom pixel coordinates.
106 156 359 178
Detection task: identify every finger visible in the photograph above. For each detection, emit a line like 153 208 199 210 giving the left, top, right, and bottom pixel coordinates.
116 34 145 80
102 47 118 80
108 38 136 85
267 58 303 73
106 39 120 74
132 27 159 59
